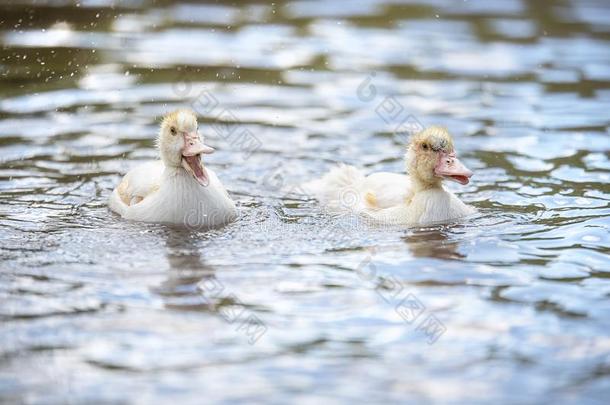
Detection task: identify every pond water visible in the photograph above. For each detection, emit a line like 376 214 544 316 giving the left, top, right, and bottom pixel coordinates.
1 0 609 403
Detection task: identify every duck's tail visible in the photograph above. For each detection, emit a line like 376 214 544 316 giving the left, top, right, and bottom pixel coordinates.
303 164 367 213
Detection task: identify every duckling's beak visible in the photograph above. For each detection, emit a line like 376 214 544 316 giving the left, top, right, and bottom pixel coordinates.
434 151 473 185
181 132 215 187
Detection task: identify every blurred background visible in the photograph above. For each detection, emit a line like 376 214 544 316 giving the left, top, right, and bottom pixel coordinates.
1 0 609 403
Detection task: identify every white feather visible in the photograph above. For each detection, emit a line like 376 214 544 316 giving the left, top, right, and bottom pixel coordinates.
109 163 236 227
306 152 475 225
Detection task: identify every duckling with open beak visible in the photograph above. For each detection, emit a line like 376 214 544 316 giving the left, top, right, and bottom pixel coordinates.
108 109 236 227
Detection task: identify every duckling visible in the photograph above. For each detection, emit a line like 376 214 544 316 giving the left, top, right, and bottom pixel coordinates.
108 109 236 227
305 126 476 225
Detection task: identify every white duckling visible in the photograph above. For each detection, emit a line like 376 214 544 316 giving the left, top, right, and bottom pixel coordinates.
108 109 237 227
306 126 476 225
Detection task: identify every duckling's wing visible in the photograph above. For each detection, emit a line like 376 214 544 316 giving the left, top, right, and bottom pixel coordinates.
109 161 164 215
360 172 411 209
122 161 164 203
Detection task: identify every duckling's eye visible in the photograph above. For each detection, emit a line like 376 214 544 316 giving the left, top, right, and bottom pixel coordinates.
170 127 177 136
422 143 429 150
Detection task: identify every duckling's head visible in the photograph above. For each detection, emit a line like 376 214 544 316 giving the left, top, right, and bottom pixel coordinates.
158 109 214 186
405 126 472 188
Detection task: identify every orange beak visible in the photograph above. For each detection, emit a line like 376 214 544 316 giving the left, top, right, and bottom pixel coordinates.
182 132 214 156
181 132 214 187
434 151 473 185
